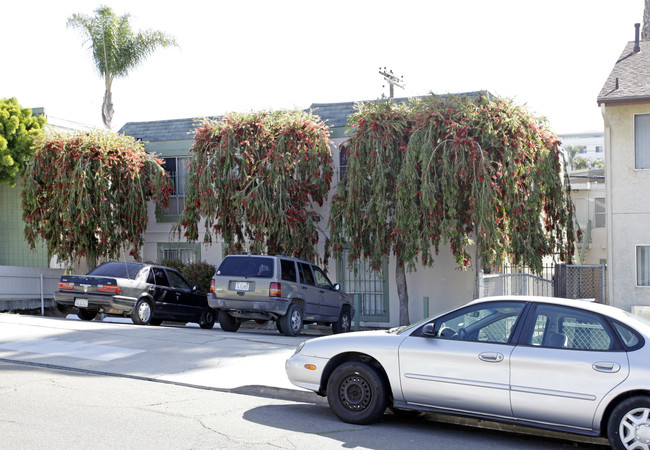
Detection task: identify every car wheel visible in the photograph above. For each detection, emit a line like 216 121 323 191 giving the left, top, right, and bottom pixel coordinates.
77 308 97 321
279 303 303 337
608 395 650 450
326 361 388 425
149 318 163 326
131 299 153 325
200 309 216 329
219 312 241 332
275 319 284 334
332 306 352 334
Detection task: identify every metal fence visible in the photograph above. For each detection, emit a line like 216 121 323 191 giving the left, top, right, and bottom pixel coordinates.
477 263 607 304
478 272 554 298
554 263 607 304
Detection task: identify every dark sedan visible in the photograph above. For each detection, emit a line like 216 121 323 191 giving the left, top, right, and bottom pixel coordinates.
55 261 216 328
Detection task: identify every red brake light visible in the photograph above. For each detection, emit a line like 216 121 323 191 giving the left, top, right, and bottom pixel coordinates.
210 279 215 294
58 281 74 290
98 284 120 294
270 282 281 297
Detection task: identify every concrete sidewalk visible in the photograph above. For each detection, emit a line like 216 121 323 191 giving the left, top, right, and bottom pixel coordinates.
0 313 322 395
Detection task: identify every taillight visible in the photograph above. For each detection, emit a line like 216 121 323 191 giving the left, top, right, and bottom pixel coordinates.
210 279 215 294
270 282 281 297
58 281 74 290
97 284 120 294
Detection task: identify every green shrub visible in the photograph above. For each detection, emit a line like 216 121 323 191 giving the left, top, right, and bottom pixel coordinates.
161 258 184 273
182 261 216 294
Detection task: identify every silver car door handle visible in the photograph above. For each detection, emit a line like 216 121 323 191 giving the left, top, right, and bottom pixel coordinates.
592 362 621 373
478 352 504 363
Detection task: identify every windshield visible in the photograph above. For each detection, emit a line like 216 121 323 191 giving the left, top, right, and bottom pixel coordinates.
88 262 145 280
216 256 275 278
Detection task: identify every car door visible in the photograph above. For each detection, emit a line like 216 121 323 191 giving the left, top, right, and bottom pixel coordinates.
510 303 629 431
297 262 320 316
312 265 340 319
398 301 526 418
149 267 173 318
166 269 203 321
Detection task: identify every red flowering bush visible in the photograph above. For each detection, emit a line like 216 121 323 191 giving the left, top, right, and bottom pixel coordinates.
179 110 333 262
22 130 173 268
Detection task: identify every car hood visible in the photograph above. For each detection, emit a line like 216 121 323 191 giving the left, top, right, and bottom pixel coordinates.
296 329 406 358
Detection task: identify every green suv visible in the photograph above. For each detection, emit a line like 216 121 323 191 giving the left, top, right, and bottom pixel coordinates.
209 254 354 336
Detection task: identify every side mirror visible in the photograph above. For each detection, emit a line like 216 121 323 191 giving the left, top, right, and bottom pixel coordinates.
192 286 198 292
333 283 341 291
422 323 436 337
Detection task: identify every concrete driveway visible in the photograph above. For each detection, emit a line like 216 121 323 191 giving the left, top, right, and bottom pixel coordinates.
0 313 321 394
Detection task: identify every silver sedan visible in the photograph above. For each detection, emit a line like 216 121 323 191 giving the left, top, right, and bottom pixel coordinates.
286 296 650 450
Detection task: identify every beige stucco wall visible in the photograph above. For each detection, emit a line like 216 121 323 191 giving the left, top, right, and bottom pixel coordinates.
602 103 650 311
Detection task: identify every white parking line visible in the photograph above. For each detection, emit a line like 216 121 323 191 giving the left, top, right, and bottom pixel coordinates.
0 338 145 361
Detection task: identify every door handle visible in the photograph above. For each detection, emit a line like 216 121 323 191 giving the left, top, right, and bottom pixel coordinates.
478 352 504 363
302 287 308 290
593 362 621 373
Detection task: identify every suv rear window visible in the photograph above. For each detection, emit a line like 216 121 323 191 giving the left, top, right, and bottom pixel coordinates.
217 256 275 278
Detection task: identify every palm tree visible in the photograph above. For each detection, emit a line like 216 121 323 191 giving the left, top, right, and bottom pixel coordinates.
67 6 178 129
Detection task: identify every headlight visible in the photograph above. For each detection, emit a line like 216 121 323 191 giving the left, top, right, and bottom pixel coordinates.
293 342 305 355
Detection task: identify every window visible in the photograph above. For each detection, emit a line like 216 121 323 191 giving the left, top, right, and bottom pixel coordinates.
594 197 606 228
527 304 613 351
339 142 349 182
280 259 297 282
162 246 197 265
298 262 315 286
313 266 333 289
635 114 650 169
162 156 190 216
637 246 650 286
167 270 191 291
595 145 604 153
435 301 525 344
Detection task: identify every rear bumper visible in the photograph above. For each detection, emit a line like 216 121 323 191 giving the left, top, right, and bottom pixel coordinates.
54 292 136 313
209 295 290 319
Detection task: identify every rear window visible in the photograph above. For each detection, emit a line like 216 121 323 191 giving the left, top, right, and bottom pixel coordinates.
216 256 275 278
88 262 145 280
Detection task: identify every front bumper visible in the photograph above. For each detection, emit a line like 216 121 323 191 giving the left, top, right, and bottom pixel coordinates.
285 352 328 393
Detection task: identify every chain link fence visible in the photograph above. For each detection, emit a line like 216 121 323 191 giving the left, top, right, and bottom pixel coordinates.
553 264 607 304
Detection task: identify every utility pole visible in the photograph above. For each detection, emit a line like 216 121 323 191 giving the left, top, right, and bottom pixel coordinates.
379 67 405 99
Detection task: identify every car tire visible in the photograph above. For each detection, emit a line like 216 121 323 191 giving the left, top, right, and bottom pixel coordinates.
332 306 352 334
77 308 97 321
275 319 284 334
219 312 241 332
149 318 163 326
279 303 303 337
607 395 650 450
131 298 153 325
199 309 216 329
326 361 388 425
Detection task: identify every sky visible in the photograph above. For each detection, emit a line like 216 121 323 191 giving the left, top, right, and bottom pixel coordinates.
1 0 645 134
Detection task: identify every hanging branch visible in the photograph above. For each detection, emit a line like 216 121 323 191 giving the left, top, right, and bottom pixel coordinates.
178 110 333 262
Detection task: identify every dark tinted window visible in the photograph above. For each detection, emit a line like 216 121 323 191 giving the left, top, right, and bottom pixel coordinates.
152 268 169 286
298 263 315 286
281 259 297 282
216 256 274 277
167 270 191 291
88 262 144 280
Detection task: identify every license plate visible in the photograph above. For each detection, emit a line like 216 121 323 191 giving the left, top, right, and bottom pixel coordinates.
75 298 89 307
234 282 250 291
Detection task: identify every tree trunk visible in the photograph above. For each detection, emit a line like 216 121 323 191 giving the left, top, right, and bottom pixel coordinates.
102 76 114 129
396 257 409 325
